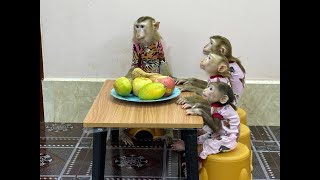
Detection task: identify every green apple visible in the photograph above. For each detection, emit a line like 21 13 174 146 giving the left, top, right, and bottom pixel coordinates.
132 77 152 96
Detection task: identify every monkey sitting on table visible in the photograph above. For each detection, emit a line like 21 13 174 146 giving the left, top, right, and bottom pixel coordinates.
120 16 174 146
176 53 231 114
176 35 246 104
172 82 240 171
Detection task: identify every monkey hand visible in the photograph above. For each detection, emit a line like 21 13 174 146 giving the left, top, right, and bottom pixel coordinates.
175 78 187 85
154 134 173 146
186 108 202 116
181 103 193 109
119 130 136 146
176 97 187 105
192 103 202 109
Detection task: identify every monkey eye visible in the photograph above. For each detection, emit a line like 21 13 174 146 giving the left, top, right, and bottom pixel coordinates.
140 25 144 28
209 87 213 91
210 42 213 45
135 25 139 28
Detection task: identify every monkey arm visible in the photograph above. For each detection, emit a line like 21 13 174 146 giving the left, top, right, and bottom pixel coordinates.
192 103 211 115
176 94 209 106
160 61 173 77
180 85 204 95
186 108 221 133
125 67 135 79
176 78 207 89
198 109 222 133
189 78 208 89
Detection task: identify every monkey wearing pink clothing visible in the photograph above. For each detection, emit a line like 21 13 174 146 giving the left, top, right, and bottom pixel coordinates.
173 81 240 170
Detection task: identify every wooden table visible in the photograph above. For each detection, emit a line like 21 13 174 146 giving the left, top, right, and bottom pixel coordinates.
83 80 203 180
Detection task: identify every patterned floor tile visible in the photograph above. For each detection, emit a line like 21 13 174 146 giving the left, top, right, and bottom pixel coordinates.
39 123 280 179
40 148 74 175
257 152 280 179
268 126 280 141
41 123 84 137
250 126 274 141
40 137 80 148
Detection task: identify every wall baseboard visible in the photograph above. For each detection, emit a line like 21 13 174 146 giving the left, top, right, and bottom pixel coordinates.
42 78 280 126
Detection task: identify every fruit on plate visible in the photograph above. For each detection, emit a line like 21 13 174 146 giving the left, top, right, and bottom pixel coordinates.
138 82 166 100
113 77 132 96
131 68 162 80
154 76 175 97
132 77 153 96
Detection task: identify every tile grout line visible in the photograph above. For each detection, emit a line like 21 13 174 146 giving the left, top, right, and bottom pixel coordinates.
162 142 168 180
57 131 86 180
266 126 280 147
251 141 271 179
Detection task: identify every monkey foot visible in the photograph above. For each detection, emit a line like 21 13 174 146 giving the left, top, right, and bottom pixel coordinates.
171 140 185 151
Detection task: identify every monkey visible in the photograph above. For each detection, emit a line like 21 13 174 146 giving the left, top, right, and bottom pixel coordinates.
176 53 231 110
176 35 246 104
125 16 172 78
172 81 240 171
120 16 173 146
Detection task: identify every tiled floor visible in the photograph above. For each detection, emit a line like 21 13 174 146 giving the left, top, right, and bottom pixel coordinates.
40 123 280 180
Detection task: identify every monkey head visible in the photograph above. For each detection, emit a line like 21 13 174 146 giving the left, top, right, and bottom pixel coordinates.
203 35 233 58
200 53 230 77
202 82 235 105
133 16 161 45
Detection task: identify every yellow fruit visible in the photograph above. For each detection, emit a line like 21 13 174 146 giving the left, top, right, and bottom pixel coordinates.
138 82 166 100
132 77 153 96
113 77 132 96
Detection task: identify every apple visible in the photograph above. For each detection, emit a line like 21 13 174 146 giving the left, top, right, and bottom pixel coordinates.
132 77 153 96
155 76 175 97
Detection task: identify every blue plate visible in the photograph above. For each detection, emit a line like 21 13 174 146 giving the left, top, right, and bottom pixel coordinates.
111 87 181 102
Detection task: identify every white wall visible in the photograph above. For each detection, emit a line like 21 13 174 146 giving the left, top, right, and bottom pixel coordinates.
40 0 280 80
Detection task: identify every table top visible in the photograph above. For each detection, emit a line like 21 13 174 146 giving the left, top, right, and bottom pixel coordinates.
83 80 203 128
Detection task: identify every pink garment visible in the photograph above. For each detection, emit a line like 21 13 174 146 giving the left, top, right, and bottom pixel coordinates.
198 103 240 159
229 62 245 98
207 75 230 85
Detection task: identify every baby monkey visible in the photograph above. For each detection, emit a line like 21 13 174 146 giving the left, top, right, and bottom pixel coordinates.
176 35 246 103
176 53 231 110
173 81 240 171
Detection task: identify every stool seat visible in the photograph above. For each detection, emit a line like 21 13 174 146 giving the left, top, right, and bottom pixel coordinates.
237 108 247 125
239 123 251 150
239 123 253 172
200 142 252 180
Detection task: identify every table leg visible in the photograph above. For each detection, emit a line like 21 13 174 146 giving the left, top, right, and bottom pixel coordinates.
92 130 107 180
181 129 199 180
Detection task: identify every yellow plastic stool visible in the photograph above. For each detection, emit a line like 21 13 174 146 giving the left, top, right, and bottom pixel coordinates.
237 108 247 125
128 128 164 139
200 142 252 180
239 123 253 172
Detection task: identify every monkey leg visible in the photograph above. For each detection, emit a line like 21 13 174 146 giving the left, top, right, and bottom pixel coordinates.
171 140 185 151
119 128 136 146
154 129 174 145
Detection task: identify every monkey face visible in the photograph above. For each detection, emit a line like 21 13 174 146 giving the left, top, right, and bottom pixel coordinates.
200 54 220 74
133 20 157 44
203 38 219 55
203 83 229 104
202 84 221 103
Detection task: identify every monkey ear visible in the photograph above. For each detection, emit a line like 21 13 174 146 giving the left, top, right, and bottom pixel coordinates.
219 46 226 55
218 63 228 73
220 95 229 104
153 21 160 30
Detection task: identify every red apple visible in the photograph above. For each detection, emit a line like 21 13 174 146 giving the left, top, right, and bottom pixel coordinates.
155 76 175 97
